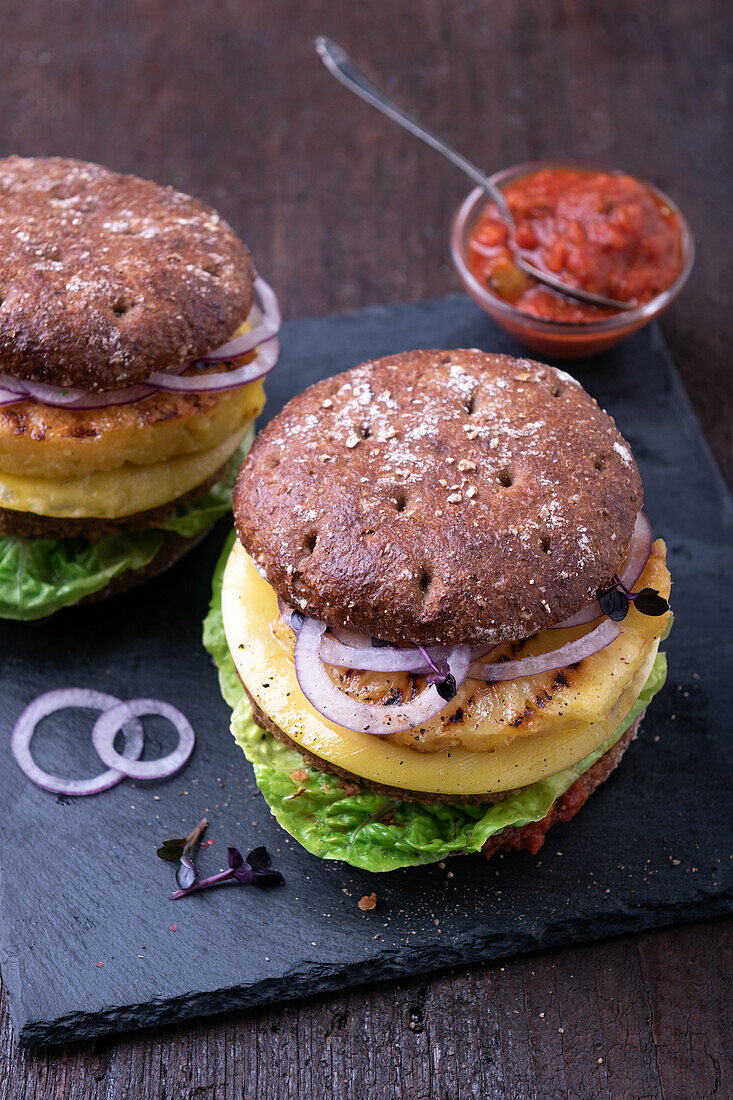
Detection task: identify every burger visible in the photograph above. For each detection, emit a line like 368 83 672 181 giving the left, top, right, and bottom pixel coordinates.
0 156 280 619
206 349 671 872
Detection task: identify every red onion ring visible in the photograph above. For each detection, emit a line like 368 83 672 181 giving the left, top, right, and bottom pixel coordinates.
294 616 471 734
0 362 187 410
198 277 281 362
92 698 195 779
0 375 88 406
618 511 653 589
11 689 144 796
548 601 604 630
0 277 280 407
468 618 622 682
550 511 653 629
319 633 437 673
329 625 375 647
63 383 159 410
147 336 280 394
0 386 22 406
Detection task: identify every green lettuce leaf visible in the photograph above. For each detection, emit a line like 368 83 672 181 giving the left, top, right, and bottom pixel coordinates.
203 534 669 872
0 438 253 621
0 529 164 620
202 529 242 708
161 440 251 539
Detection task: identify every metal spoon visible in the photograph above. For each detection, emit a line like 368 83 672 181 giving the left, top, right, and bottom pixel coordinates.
315 36 632 312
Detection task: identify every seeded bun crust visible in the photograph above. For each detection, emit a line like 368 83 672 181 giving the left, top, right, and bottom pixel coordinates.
0 156 255 391
234 350 642 647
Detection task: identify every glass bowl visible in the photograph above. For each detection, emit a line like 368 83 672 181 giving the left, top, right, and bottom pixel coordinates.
450 159 695 359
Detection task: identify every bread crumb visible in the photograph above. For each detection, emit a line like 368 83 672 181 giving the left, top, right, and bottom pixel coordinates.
458 459 477 472
346 434 360 448
290 769 308 783
447 492 462 504
358 893 377 911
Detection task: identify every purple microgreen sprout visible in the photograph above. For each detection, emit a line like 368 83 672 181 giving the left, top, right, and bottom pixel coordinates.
157 817 208 891
598 584 630 622
176 855 198 892
597 576 669 622
419 646 456 699
169 845 284 900
433 673 458 702
632 587 670 616
418 646 447 677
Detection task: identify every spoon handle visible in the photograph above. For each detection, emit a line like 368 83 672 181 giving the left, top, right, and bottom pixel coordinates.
315 36 513 222
315 36 633 312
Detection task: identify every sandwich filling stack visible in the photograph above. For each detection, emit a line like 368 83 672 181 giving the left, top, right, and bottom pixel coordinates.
206 349 671 871
0 157 280 618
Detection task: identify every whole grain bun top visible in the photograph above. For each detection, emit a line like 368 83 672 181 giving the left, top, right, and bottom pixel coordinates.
234 350 643 647
0 156 255 390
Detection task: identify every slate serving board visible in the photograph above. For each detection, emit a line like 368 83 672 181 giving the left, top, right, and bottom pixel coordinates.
1 296 731 1047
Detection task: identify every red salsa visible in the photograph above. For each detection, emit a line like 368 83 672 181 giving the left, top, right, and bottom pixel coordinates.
467 168 683 322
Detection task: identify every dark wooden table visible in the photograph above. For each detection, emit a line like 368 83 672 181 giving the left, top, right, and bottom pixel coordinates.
1 2 730 1096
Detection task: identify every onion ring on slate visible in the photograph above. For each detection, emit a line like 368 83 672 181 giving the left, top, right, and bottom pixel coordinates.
92 699 195 779
11 688 144 796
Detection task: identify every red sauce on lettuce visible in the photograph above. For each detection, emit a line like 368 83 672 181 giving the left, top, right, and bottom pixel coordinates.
468 168 683 322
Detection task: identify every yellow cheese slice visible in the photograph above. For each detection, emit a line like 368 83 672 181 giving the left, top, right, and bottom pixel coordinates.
0 421 254 518
222 540 663 796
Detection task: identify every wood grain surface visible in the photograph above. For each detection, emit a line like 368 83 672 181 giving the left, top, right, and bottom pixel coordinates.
0 1 730 1096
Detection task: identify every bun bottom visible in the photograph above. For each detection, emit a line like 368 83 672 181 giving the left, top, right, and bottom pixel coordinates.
480 714 642 860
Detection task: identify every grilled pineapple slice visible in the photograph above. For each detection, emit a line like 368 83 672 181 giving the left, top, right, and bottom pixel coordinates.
222 539 670 797
0 323 262 478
